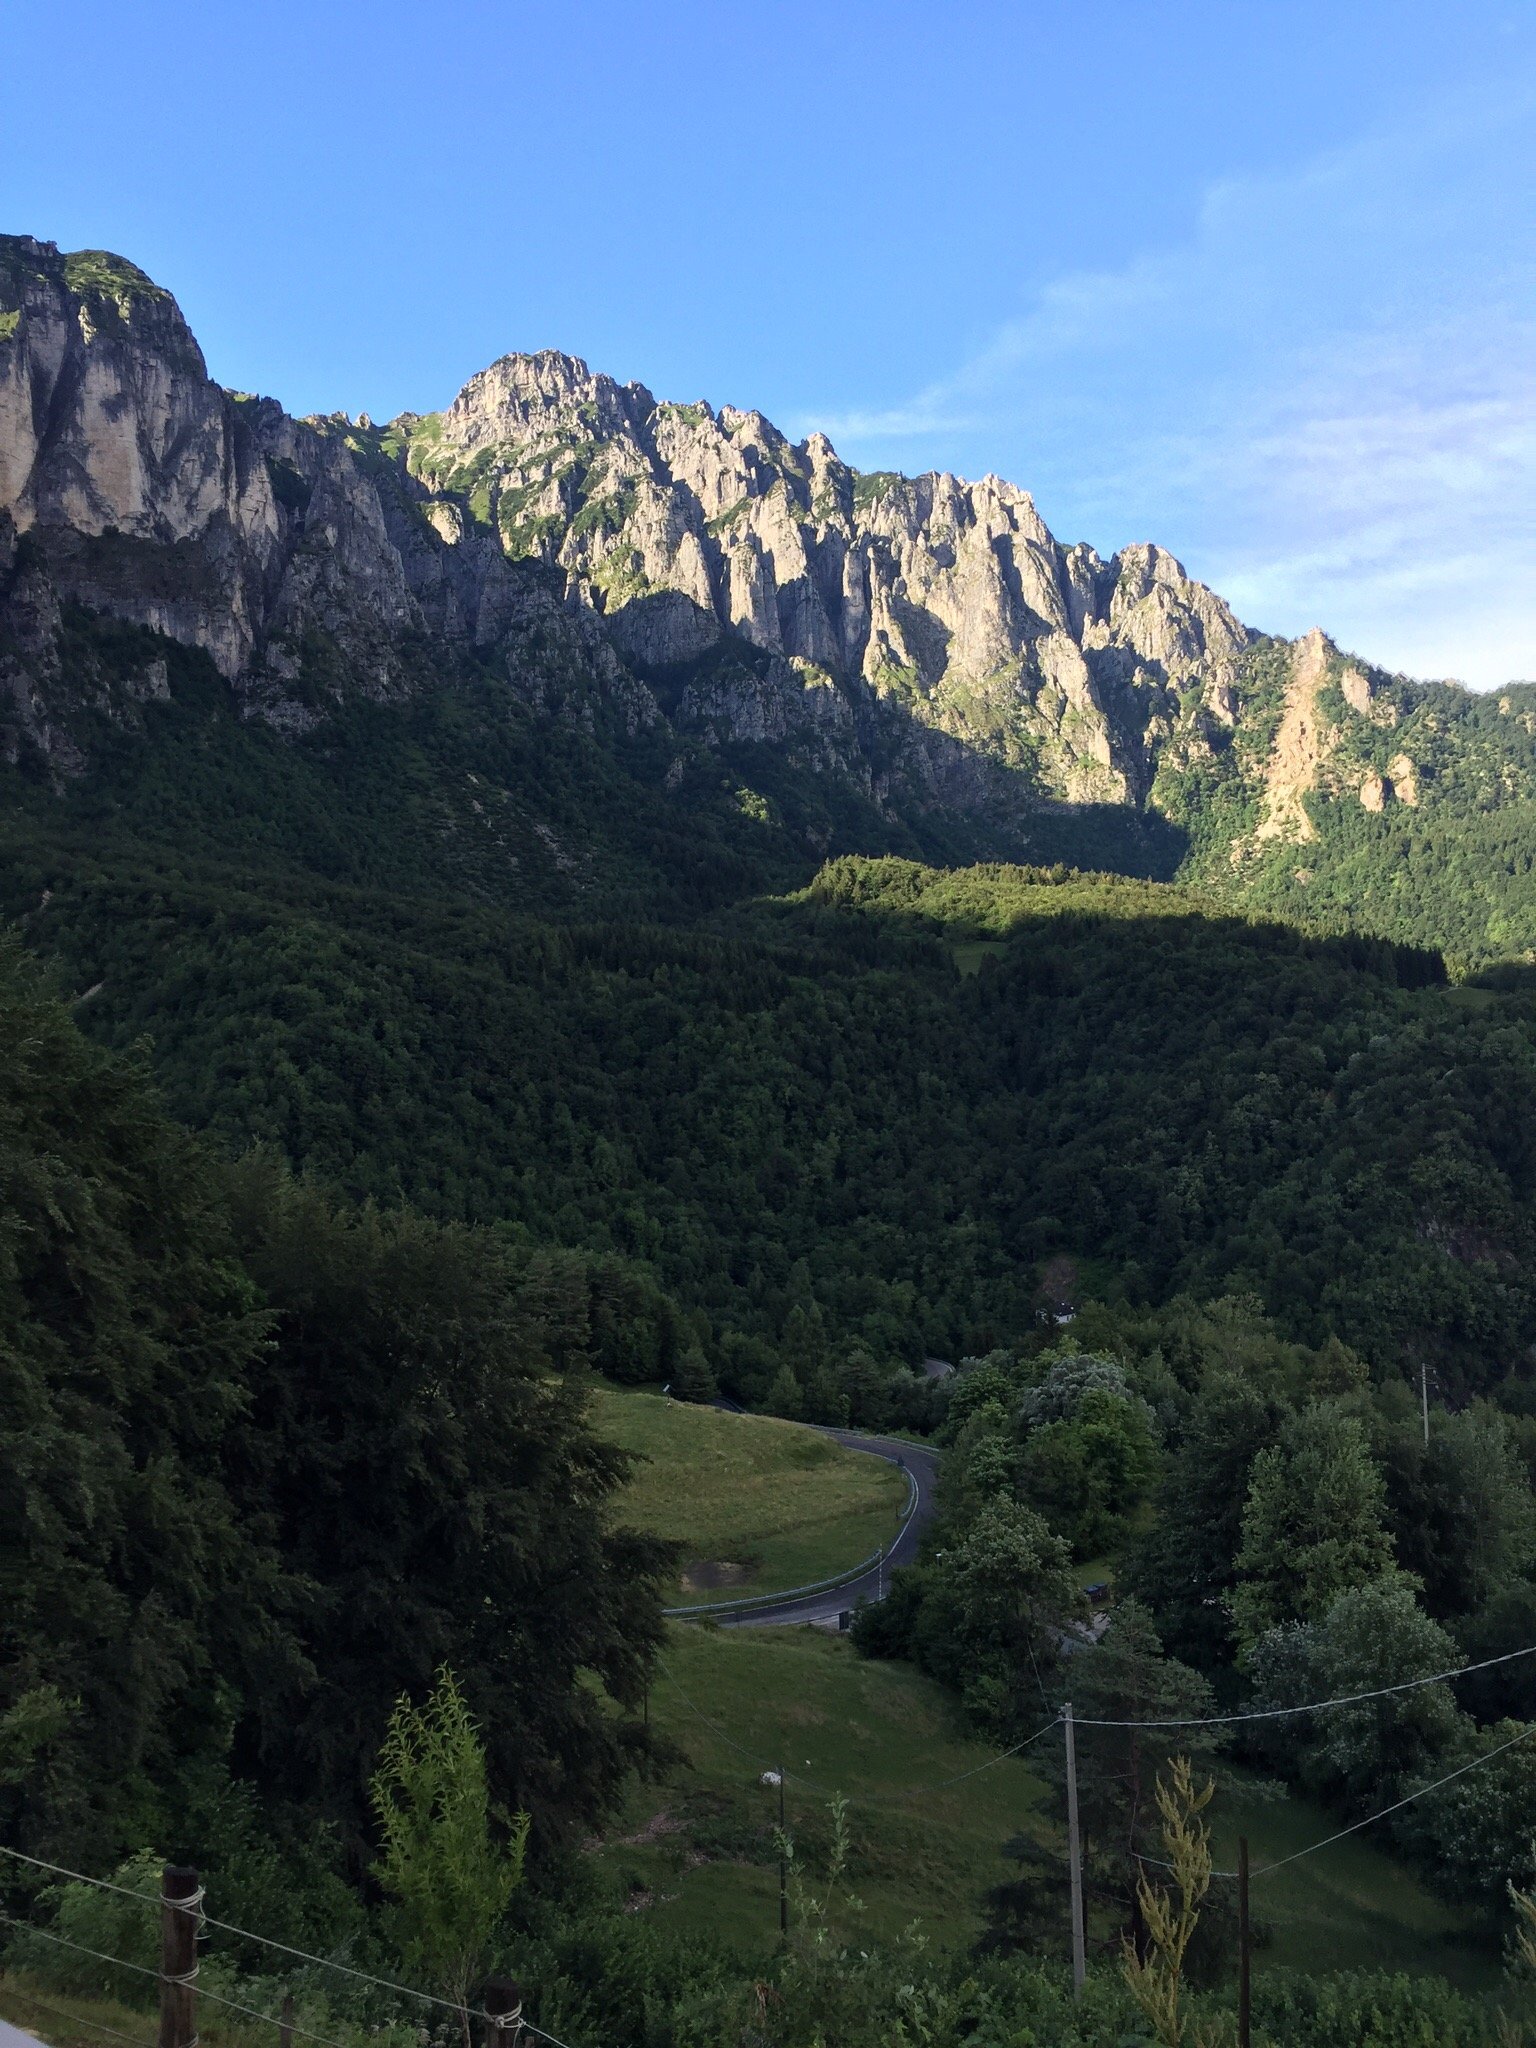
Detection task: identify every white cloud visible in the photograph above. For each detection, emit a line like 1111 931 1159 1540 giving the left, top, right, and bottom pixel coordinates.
797 85 1536 687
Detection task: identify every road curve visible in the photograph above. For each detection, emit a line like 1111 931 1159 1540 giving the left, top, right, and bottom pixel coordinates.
717 1425 941 1628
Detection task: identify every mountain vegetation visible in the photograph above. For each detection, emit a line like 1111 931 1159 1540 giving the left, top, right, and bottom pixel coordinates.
9 233 1536 2044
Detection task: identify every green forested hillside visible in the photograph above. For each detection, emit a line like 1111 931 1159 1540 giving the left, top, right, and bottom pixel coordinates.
8 699 1536 1411
11 612 1536 2046
0 937 670 1870
1161 638 1536 967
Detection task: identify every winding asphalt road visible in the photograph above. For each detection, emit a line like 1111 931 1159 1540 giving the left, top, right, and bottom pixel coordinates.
712 1424 941 1628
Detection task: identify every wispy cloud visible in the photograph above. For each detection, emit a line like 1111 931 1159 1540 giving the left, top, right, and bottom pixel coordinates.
796 84 1536 686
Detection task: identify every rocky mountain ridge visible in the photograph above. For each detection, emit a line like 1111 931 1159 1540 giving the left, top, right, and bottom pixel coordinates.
1 231 1526 904
0 234 1247 812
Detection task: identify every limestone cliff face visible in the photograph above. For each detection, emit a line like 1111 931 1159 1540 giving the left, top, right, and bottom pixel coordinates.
0 240 656 753
0 235 1300 835
0 238 280 678
398 350 1250 804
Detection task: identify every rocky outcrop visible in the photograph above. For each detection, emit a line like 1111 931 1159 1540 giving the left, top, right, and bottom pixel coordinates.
1255 629 1334 844
1 234 1452 860
395 351 1250 805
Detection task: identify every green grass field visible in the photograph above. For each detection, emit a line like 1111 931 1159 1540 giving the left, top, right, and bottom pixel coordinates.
594 1623 1052 1953
950 938 1009 977
592 1624 1502 1988
589 1387 908 1603
1213 1783 1499 1993
0 1976 283 2048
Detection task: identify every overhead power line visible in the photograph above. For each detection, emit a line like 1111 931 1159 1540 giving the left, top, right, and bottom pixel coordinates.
929 1720 1058 1789
1248 1720 1536 1880
0 1849 159 1908
1140 1721 1536 1884
0 1848 473 2028
1068 1639 1536 1730
0 1907 165 1988
0 1847 597 2048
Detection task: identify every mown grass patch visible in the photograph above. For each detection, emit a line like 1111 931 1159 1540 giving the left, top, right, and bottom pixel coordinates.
590 1388 907 1602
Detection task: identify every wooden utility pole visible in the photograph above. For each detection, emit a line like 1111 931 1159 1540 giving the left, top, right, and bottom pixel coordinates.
482 1977 524 2048
1422 1364 1431 1448
280 1993 295 2048
778 1767 788 1936
158 1865 200 2048
1063 1704 1085 1996
1237 1836 1252 2048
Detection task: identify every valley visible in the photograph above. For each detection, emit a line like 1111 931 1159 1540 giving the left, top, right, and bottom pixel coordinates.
6 228 1536 2048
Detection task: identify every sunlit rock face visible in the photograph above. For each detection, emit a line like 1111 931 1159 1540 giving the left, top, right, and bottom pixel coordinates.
402 349 1250 804
0 235 1255 815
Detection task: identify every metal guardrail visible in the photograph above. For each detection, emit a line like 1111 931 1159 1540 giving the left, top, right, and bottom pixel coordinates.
663 1457 920 1619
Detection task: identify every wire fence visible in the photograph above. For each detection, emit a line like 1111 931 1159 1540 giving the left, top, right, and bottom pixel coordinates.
4 1630 1536 2047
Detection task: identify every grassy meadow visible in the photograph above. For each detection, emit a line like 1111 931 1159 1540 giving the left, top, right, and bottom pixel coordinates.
593 1625 1500 1989
593 1624 1053 1953
589 1387 908 1602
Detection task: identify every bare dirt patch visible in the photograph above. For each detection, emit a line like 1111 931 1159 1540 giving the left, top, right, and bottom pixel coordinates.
680 1558 759 1592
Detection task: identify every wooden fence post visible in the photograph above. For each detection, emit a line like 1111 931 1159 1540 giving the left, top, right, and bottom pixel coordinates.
158 1865 200 2048
482 1976 524 2048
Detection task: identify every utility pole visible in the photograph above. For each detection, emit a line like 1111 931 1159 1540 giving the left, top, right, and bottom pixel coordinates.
1063 1705 1085 1997
778 1766 788 1936
158 1865 200 2048
482 1977 524 2048
280 1993 295 2048
1237 1836 1251 2048
1422 1364 1431 1448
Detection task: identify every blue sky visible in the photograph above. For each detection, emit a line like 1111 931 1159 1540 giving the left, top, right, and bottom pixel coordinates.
4 0 1534 684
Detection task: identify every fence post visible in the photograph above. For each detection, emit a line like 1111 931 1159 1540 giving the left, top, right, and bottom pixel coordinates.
158 1865 200 2048
482 1977 523 2048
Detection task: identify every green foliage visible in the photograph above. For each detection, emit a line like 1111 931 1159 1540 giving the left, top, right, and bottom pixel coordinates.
1232 1404 1396 1647
3 1851 160 2004
1120 1758 1222 2048
850 470 900 510
1166 644 1536 970
224 1159 672 1847
1370 1390 1535 1620
60 249 173 312
1297 1580 1462 1806
0 942 672 1867
1016 1362 1160 1555
1127 1370 1288 1672
1043 1602 1224 1935
1411 1722 1536 1917
370 1668 528 2031
0 932 278 1854
876 1496 1079 1738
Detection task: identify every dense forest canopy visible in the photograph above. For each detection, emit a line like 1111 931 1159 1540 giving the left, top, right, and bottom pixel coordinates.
0 938 670 1868
9 595 1536 2046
